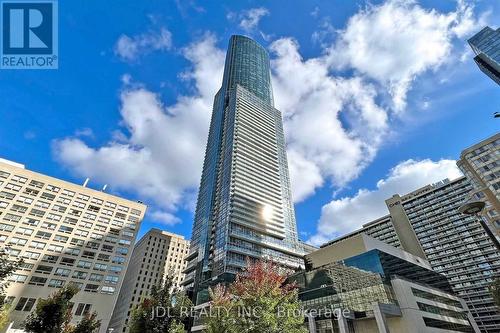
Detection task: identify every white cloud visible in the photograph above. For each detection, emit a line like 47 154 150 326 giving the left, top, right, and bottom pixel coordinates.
115 27 172 61
271 38 387 201
327 0 482 111
54 34 224 219
239 7 269 32
308 159 463 246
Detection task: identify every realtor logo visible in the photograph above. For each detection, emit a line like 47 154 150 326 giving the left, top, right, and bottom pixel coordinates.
1 0 58 69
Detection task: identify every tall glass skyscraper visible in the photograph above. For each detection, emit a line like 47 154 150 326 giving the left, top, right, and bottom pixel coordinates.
183 35 304 303
468 26 500 85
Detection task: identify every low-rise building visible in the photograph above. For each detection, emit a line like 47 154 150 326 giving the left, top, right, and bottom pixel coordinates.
0 158 146 333
289 234 480 333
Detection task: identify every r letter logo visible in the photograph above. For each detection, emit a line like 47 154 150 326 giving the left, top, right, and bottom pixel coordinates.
1 0 58 69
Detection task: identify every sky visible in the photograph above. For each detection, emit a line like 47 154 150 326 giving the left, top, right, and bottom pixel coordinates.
0 0 499 246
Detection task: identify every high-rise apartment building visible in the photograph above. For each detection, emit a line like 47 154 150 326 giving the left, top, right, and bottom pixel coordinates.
108 229 189 333
468 26 500 85
457 133 500 239
183 35 304 304
323 177 500 332
0 158 146 333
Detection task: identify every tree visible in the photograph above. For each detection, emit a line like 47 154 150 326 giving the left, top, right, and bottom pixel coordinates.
0 247 23 301
64 312 101 333
0 247 24 330
206 260 307 333
490 277 500 307
24 284 79 333
128 275 192 333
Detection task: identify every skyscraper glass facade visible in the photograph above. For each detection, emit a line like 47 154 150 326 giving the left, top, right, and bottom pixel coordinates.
184 35 303 303
468 26 500 85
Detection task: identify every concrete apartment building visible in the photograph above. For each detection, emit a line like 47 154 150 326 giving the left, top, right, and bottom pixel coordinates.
322 177 500 332
0 158 146 333
292 234 480 333
457 133 500 240
108 228 189 333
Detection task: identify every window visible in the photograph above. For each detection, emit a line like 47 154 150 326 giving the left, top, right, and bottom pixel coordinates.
116 247 128 255
15 297 36 311
58 225 73 234
94 263 107 271
23 217 40 227
29 241 46 249
102 244 114 253
76 194 90 201
0 171 10 179
72 271 87 280
19 263 34 271
104 202 116 209
112 256 125 264
11 175 27 183
29 180 44 188
34 201 49 209
75 229 88 237
119 239 131 246
70 238 84 246
97 253 110 262
109 266 122 273
29 208 45 217
17 196 33 204
10 204 27 213
57 197 71 205
0 191 15 200
74 303 92 316
8 274 27 283
84 284 99 293
61 189 75 197
46 185 60 193
115 212 126 220
8 237 28 246
82 251 95 259
35 231 52 240
77 260 92 269
47 213 61 221
48 279 65 288
5 183 21 191
4 213 21 222
48 244 64 253
101 286 115 295
60 258 75 266
86 241 99 250
131 208 141 216
41 222 56 230
28 276 47 286
40 192 55 201
42 255 59 263
53 235 69 243
16 227 33 235
0 223 14 232
64 248 80 256
22 251 40 260
23 188 39 197
105 275 119 284
122 231 134 238
89 273 103 282
35 265 53 274
64 217 78 225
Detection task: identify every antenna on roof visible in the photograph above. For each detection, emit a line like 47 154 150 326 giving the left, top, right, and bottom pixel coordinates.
83 178 90 188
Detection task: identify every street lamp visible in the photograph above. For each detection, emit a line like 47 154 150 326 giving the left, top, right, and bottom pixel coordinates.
459 200 500 251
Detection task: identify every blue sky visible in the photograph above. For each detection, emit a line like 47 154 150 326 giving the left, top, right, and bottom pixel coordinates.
0 0 498 245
